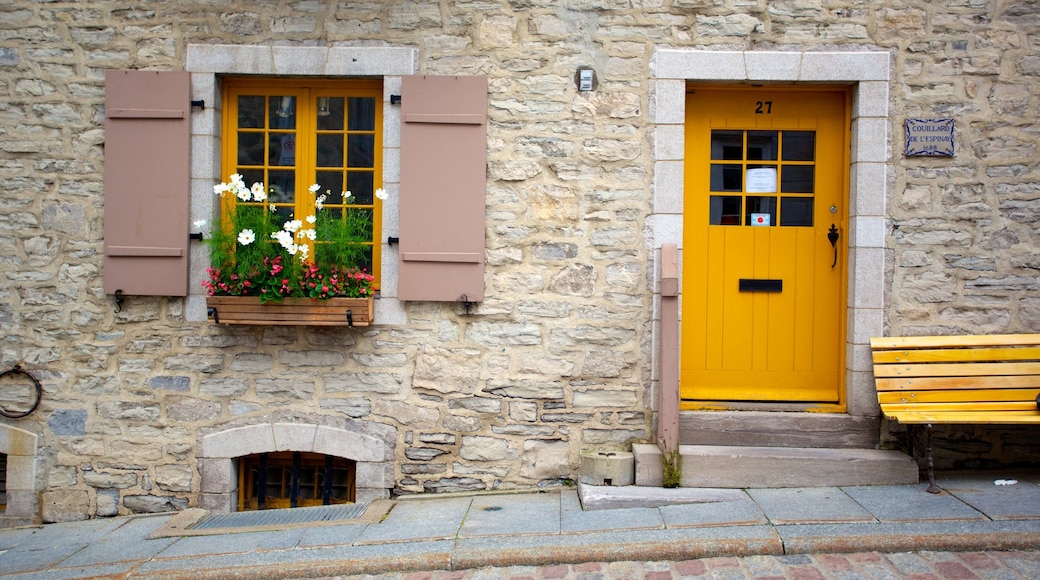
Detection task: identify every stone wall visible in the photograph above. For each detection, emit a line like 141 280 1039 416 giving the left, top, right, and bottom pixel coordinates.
0 1 1038 521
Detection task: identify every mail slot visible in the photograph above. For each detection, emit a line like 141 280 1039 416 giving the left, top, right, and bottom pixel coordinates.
739 279 783 292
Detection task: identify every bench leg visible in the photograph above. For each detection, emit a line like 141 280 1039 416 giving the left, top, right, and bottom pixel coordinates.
924 423 940 494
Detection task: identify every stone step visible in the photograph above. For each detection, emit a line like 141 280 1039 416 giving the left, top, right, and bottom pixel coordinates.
633 443 919 488
679 411 880 449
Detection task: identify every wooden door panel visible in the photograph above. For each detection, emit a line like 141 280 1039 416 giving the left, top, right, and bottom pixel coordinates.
681 87 849 406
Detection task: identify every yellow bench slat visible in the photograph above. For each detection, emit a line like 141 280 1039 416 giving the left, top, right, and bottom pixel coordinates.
878 388 1040 404
871 334 1040 425
874 375 1040 392
872 346 1040 364
884 410 1040 424
872 361 1040 379
880 401 1039 413
871 334 1040 350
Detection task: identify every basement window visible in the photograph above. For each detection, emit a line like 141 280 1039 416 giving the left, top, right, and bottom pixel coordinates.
238 451 355 510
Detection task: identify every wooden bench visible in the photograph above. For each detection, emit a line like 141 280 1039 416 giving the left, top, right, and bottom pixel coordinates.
870 334 1040 493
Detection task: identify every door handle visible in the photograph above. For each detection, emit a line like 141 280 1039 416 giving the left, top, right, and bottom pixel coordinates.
827 224 839 268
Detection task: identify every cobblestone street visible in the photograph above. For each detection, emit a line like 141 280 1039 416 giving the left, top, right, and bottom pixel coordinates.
359 550 1040 580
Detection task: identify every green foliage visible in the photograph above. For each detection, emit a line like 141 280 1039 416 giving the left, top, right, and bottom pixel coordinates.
662 448 682 489
202 174 376 302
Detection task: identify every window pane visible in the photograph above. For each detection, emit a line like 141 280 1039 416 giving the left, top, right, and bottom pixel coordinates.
780 197 814 226
269 133 297 166
239 169 264 189
347 172 374 204
316 134 344 167
238 96 265 128
267 169 295 204
745 196 776 226
781 165 814 193
747 131 778 160
269 96 297 128
237 132 264 165
347 134 375 168
710 195 742 225
710 164 742 192
316 97 344 131
782 131 815 161
711 130 742 160
348 97 376 131
316 171 344 202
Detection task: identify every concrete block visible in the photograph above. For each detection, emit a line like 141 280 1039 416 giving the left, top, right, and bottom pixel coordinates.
579 450 634 486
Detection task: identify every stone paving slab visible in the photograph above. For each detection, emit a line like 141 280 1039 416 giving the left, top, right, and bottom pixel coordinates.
747 487 875 524
659 493 768 528
295 521 369 547
356 496 471 544
578 482 748 510
0 542 87 576
938 473 1040 520
458 492 561 538
57 515 177 565
841 483 987 522
560 489 664 533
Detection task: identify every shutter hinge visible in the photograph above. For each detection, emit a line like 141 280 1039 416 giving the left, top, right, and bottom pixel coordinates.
388 236 399 246
390 95 401 105
191 99 205 110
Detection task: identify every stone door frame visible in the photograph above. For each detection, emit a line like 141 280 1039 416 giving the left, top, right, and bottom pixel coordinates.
649 49 892 424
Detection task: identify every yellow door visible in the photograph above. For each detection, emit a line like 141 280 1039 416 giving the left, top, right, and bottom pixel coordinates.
681 87 849 405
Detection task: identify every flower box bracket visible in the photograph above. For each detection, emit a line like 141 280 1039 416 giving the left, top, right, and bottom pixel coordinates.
205 296 374 327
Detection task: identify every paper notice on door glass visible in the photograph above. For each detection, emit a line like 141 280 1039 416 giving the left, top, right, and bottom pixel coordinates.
746 168 777 193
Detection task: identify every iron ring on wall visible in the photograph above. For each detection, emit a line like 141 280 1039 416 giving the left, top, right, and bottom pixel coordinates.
0 365 42 419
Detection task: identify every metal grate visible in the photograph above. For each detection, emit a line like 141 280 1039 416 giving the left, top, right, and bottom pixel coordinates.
191 502 369 530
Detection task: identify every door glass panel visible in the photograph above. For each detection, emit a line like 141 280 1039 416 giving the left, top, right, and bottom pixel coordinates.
710 196 742 225
747 131 778 160
710 164 742 192
746 164 778 193
711 130 743 160
780 197 813 226
780 165 814 193
745 196 776 226
782 131 815 161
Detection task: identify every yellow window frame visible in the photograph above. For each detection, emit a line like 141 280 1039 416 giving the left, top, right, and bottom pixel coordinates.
221 78 383 286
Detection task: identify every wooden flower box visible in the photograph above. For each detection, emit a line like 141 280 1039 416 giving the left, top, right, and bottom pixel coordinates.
206 296 374 327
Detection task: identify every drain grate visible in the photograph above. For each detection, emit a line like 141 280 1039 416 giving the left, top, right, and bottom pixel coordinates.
191 503 370 530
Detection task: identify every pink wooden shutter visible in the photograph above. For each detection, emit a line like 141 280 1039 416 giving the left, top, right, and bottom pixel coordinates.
399 76 487 302
103 70 191 296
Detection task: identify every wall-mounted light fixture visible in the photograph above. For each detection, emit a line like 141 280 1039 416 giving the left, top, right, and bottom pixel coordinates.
275 96 295 118
576 66 596 92
317 96 331 117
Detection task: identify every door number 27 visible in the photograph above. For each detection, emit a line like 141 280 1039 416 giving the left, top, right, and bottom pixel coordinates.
755 101 773 114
